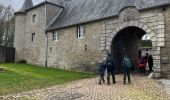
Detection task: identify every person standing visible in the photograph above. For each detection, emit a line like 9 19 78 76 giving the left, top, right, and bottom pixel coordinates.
122 55 132 84
138 56 147 74
98 60 107 85
145 53 149 62
148 55 153 72
106 53 116 85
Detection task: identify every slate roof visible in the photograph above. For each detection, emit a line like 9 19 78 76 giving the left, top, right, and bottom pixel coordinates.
18 0 33 12
48 0 62 6
46 0 170 31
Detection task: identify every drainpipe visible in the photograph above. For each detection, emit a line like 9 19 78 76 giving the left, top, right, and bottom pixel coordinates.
104 20 107 51
45 32 48 67
45 0 48 67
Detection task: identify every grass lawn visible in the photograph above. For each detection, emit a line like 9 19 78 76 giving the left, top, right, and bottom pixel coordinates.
0 63 95 95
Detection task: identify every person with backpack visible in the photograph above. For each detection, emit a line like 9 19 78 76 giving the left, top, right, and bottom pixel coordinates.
98 60 107 85
122 55 132 84
106 53 116 85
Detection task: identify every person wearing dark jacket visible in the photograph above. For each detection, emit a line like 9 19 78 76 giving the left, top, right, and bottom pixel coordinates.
148 55 153 72
122 55 132 84
106 53 116 85
98 60 106 85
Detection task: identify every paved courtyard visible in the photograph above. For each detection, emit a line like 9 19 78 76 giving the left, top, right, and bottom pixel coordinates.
1 74 170 100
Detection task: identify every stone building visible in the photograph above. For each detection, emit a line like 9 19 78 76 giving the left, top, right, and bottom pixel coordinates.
15 0 170 78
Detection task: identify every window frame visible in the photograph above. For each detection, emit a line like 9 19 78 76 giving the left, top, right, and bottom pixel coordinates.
32 14 37 23
77 25 85 39
53 31 59 42
32 33 36 42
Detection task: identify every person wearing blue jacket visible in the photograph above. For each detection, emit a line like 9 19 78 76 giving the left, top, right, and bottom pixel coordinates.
98 60 107 85
122 55 132 84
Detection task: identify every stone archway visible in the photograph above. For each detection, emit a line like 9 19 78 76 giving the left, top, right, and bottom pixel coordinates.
111 26 147 73
101 20 162 78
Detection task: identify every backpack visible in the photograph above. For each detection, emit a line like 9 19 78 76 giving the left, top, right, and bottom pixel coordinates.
124 58 132 68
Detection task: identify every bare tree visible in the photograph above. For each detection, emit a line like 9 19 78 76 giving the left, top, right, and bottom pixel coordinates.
0 4 15 47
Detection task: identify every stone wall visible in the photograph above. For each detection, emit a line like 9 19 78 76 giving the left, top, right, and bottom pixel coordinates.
14 13 26 62
15 4 64 66
47 21 104 72
102 7 165 78
23 5 46 66
14 5 47 66
161 5 170 78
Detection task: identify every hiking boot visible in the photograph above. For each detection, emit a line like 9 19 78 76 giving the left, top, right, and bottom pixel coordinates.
99 81 101 85
103 80 105 84
128 82 131 84
113 81 116 84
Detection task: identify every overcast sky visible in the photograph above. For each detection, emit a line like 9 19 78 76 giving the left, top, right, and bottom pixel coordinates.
0 0 44 11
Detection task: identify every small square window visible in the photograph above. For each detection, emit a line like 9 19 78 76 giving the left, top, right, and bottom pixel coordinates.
77 25 84 38
32 14 36 23
53 31 58 41
32 33 35 42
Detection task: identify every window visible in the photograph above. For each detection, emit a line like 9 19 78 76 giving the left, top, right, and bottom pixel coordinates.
32 14 36 23
32 33 35 42
53 31 58 41
77 25 84 38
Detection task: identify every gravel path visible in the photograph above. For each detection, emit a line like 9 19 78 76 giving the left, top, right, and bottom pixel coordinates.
1 74 170 100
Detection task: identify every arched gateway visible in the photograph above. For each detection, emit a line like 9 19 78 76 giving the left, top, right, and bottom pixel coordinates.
101 20 162 78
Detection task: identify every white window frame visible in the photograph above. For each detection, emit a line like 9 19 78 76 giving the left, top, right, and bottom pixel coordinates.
32 33 36 42
32 14 36 23
53 31 59 42
77 25 85 39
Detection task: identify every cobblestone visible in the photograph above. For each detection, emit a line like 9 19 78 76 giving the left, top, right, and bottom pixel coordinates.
1 74 170 100
159 79 170 95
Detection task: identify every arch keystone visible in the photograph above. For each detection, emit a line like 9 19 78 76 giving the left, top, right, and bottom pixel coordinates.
143 25 148 31
129 20 135 26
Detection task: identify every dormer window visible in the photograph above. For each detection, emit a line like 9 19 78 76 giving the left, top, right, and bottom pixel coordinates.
53 31 59 41
32 14 36 23
77 25 85 38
